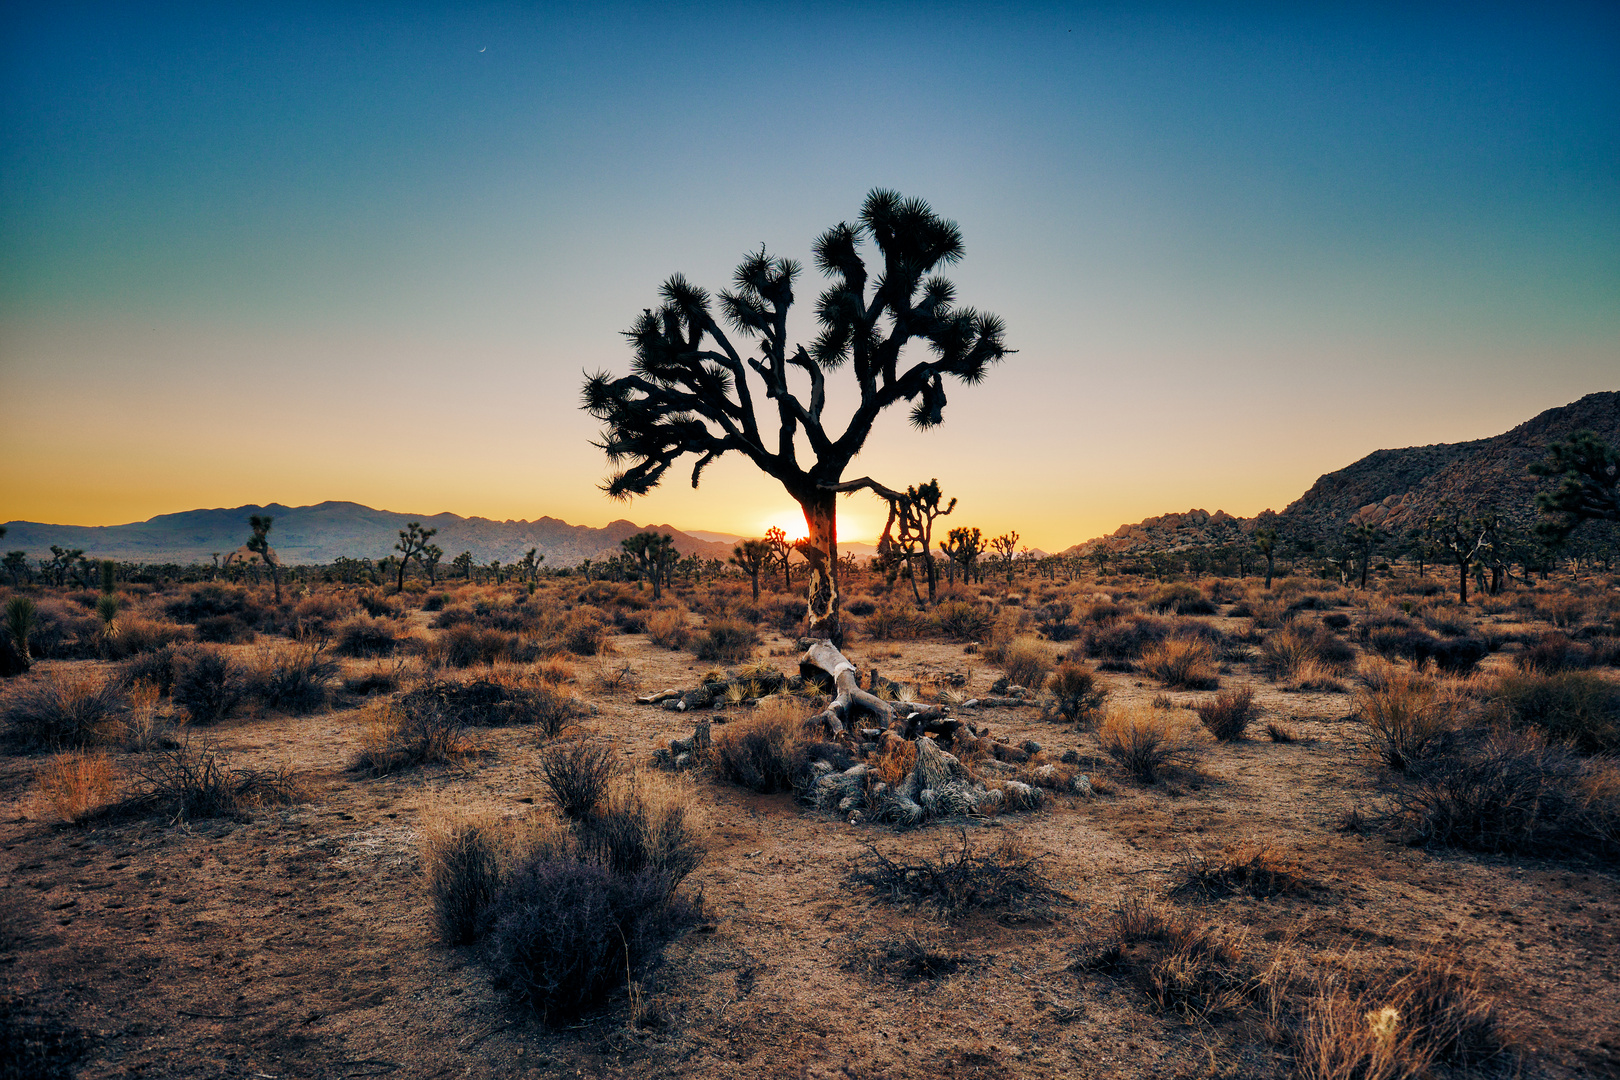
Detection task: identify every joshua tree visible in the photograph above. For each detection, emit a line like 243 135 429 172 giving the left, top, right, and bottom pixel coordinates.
1532 430 1619 539
939 525 982 586
583 190 1010 640
393 522 439 591
990 531 1020 585
516 547 545 585
763 526 793 590
452 550 474 582
1253 526 1280 589
3 551 28 586
423 544 444 585
1425 503 1487 605
838 478 956 604
621 531 677 600
1347 522 1383 590
730 539 771 601
245 515 282 602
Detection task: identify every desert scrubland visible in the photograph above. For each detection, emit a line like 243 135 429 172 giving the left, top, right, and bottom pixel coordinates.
2 558 1618 1080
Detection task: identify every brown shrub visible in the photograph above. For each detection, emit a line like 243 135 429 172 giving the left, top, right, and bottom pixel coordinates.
35 750 119 822
1194 686 1259 741
1140 637 1219 690
645 609 690 650
1099 704 1203 783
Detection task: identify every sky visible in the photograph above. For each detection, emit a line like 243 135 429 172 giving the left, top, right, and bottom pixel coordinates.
2 1 1616 551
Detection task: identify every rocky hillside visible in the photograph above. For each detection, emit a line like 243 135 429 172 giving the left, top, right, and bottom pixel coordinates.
1280 390 1620 543
1065 390 1620 555
0 502 738 567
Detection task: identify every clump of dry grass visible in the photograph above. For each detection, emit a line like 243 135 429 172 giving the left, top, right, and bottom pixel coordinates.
1086 898 1253 1019
645 609 690 650
1169 843 1316 899
713 695 808 793
1295 959 1517 1080
534 657 575 685
1259 623 1355 683
352 699 480 776
2 670 127 751
127 741 300 822
1140 637 1219 690
1354 668 1457 771
1194 686 1259 741
1045 661 1109 724
1099 704 1204 783
34 750 119 823
999 635 1056 691
537 738 621 820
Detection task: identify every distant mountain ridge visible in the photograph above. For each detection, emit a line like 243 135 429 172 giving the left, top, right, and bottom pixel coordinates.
0 501 741 567
1064 390 1620 556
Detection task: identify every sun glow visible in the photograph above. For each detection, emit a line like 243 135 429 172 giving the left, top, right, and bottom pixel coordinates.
755 508 871 545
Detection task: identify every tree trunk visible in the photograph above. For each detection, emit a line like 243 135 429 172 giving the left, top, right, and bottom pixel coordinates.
750 569 760 601
397 557 408 592
1264 554 1274 590
801 639 892 740
1457 558 1469 605
799 490 840 642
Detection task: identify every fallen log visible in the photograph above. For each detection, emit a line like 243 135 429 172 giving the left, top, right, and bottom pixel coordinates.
800 639 895 741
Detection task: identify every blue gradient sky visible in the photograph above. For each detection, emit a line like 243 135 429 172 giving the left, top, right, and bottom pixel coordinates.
2 2 1616 548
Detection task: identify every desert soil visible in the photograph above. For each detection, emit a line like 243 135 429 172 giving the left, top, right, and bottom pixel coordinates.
3 616 1618 1079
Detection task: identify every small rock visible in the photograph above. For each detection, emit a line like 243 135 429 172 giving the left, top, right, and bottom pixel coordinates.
1059 749 1080 765
1021 740 1042 755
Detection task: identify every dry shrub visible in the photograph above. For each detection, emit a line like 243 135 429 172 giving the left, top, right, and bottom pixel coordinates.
535 657 575 685
352 699 479 776
421 811 509 945
1141 637 1219 690
482 771 705 1024
128 741 299 821
935 600 995 641
1265 721 1300 743
1296 959 1516 1080
1170 843 1315 899
692 617 758 663
2 671 127 750
244 642 337 714
1354 670 1457 771
645 609 690 650
438 625 529 667
171 646 246 724
1083 615 1171 666
1493 670 1620 754
334 616 400 658
1000 635 1056 691
867 735 917 789
852 830 1053 919
1259 623 1355 682
559 611 610 656
95 615 189 660
714 696 807 793
1047 662 1108 724
863 605 930 641
1099 704 1203 783
1146 584 1217 616
1092 898 1252 1019
35 750 119 822
537 739 621 820
118 678 178 752
1194 686 1259 741
1391 729 1620 857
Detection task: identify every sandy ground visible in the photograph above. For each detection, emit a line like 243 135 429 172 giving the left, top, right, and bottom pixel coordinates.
3 607 1619 1079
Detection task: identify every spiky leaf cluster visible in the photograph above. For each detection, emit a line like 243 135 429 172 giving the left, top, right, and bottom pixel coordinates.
583 190 1010 500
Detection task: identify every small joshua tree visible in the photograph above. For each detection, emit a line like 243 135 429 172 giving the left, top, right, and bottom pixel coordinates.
1533 430 1620 538
1425 503 1487 605
990 531 1020 585
622 531 676 600
1347 522 1383 590
4 550 29 586
1253 525 1280 590
245 515 282 602
730 539 771 601
515 547 544 585
394 521 439 591
452 550 474 582
938 525 982 585
423 544 444 585
763 527 793 590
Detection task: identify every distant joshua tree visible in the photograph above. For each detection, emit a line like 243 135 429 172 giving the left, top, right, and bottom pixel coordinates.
1253 523 1280 590
245 515 282 602
1347 522 1384 590
423 543 444 585
1425 503 1487 605
990 531 1020 585
394 522 439 591
452 550 474 582
763 527 793 590
516 547 545 585
622 531 676 600
729 539 772 600
582 189 1010 640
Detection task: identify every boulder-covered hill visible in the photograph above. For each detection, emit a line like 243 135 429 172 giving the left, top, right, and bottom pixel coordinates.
0 502 738 567
1063 390 1620 555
